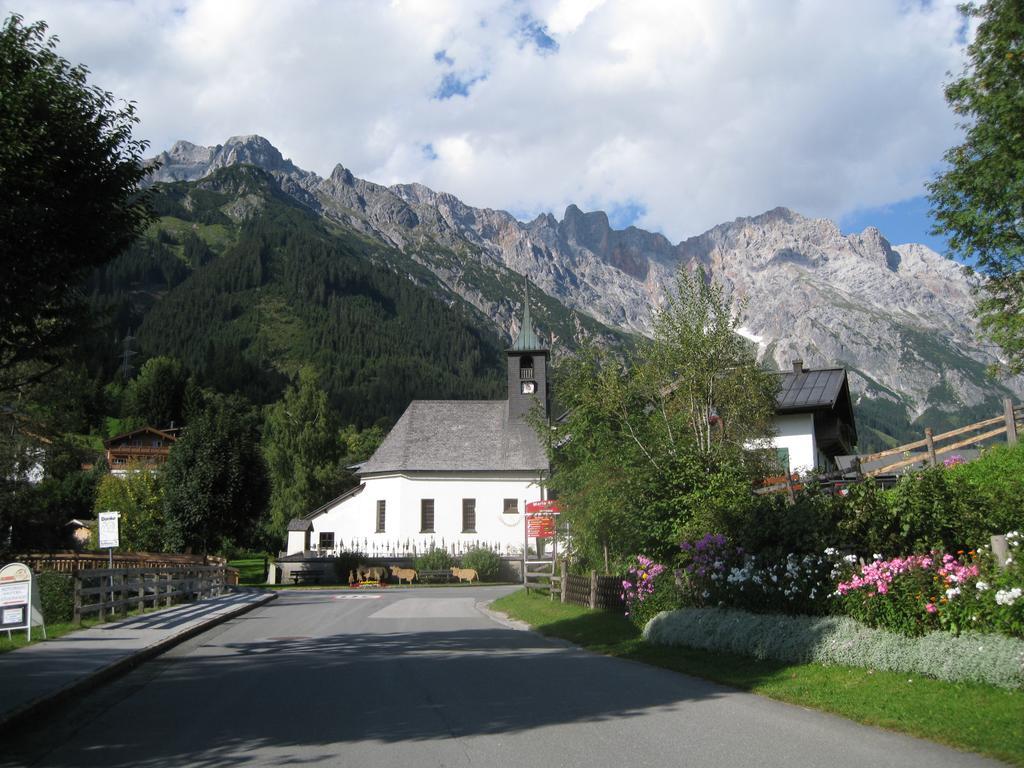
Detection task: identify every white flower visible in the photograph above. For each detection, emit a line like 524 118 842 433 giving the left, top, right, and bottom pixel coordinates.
1007 557 1015 565
995 588 1022 606
872 553 883 561
976 581 990 592
945 587 960 600
844 554 858 564
824 547 838 556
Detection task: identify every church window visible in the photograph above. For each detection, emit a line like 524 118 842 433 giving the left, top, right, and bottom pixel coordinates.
376 500 386 533
420 499 435 533
462 499 476 533
503 498 518 514
319 532 335 550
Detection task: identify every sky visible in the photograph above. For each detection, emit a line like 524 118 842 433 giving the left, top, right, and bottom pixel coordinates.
11 0 974 251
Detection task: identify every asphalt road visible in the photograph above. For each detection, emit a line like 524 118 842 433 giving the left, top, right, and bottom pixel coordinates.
1 586 1002 768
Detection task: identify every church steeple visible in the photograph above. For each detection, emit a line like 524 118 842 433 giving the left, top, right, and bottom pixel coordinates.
507 281 549 421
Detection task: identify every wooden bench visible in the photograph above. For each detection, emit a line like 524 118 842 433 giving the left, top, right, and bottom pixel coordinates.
291 570 321 585
416 569 453 584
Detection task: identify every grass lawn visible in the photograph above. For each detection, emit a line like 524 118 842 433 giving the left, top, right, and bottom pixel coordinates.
491 589 1024 766
229 557 269 585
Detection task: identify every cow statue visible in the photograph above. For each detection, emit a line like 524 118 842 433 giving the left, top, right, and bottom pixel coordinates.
450 566 478 583
391 566 418 585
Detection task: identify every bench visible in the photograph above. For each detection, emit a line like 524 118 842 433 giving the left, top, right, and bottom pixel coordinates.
416 569 453 584
291 570 321 585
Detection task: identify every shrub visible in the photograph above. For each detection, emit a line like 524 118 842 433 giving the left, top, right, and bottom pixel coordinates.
333 550 364 584
626 569 682 629
460 547 503 582
835 535 1024 638
676 533 839 616
36 571 73 623
415 547 453 572
644 607 1024 689
951 443 1024 536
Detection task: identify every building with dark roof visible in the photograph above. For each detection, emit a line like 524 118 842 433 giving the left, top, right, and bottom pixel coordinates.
285 293 552 558
770 360 858 473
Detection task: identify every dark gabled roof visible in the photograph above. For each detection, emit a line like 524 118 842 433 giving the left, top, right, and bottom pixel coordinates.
287 518 313 532
358 400 549 474
774 368 847 411
105 426 177 447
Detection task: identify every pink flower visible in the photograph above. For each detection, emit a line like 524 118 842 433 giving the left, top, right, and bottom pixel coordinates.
925 603 937 614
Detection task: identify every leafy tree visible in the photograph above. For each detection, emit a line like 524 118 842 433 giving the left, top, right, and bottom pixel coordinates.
546 269 778 569
0 14 152 387
123 356 188 428
93 467 165 551
162 394 267 554
928 0 1024 374
262 367 346 542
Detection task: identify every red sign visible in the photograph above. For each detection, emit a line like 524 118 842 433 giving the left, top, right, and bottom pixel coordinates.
527 515 556 538
525 499 561 515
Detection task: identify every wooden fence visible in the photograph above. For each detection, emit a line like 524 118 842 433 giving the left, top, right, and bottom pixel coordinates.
72 565 232 626
17 550 231 573
861 397 1021 477
550 562 624 611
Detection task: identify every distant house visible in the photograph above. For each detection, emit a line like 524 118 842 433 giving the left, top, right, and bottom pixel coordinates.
66 518 94 549
104 427 179 475
285 296 551 558
770 360 858 474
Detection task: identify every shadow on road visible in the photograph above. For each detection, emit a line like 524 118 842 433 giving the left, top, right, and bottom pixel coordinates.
9 623 732 767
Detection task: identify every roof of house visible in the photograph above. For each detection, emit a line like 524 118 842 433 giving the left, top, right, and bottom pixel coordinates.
105 426 177 448
358 400 549 474
287 518 313 532
774 368 848 412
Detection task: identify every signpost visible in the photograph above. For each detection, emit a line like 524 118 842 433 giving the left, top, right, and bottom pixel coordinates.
523 499 561 592
0 562 44 641
99 510 121 597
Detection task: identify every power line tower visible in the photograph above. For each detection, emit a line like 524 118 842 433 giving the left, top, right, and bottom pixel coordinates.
119 331 137 380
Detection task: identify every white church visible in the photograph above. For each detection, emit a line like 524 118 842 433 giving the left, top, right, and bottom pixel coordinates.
285 298 552 558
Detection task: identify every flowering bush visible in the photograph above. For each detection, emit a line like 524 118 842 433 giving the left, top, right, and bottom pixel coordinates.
836 532 1024 638
676 533 840 616
622 555 672 627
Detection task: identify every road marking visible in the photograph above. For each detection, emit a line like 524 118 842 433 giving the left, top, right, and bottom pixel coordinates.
369 598 479 618
333 594 383 600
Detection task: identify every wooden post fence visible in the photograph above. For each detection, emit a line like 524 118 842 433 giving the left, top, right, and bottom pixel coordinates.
1006 398 1018 447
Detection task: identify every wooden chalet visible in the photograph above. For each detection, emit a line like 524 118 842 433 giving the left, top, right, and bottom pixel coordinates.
104 426 178 473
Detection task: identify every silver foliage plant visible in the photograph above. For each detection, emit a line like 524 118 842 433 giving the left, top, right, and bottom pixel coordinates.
643 607 1024 690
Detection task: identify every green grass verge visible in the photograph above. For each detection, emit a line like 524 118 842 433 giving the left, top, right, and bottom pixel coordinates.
229 558 270 585
491 589 1024 766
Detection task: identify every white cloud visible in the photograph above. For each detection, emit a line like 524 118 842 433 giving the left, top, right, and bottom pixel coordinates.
13 0 968 241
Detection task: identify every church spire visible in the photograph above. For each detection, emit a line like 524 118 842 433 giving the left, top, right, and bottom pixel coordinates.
509 279 547 352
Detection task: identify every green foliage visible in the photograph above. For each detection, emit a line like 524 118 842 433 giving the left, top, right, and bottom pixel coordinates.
414 547 453 571
628 573 683 629
0 14 152 381
546 269 778 569
747 485 844 559
36 571 73 623
92 468 165 551
262 367 347 543
645 607 1024 689
460 547 503 581
162 393 268 554
927 0 1024 374
123 356 188 428
950 443 1024 536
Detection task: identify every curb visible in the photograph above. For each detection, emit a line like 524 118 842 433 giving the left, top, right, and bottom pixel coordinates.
0 591 277 735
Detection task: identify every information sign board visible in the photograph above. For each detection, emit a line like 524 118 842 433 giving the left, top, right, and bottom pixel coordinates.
525 499 561 516
98 510 121 549
526 515 556 538
0 562 34 636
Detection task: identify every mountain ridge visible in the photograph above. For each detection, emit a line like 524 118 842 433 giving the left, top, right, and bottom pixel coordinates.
147 135 1023 440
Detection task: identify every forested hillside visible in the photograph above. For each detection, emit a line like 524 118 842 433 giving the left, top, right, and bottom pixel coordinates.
86 165 508 425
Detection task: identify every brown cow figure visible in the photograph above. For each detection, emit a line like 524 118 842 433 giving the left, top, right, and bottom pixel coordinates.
451 566 478 583
391 566 418 585
357 565 389 582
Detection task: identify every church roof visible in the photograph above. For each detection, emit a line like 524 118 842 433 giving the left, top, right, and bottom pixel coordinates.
358 400 549 474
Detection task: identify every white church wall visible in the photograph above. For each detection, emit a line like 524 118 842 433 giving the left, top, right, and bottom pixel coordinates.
303 471 546 558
